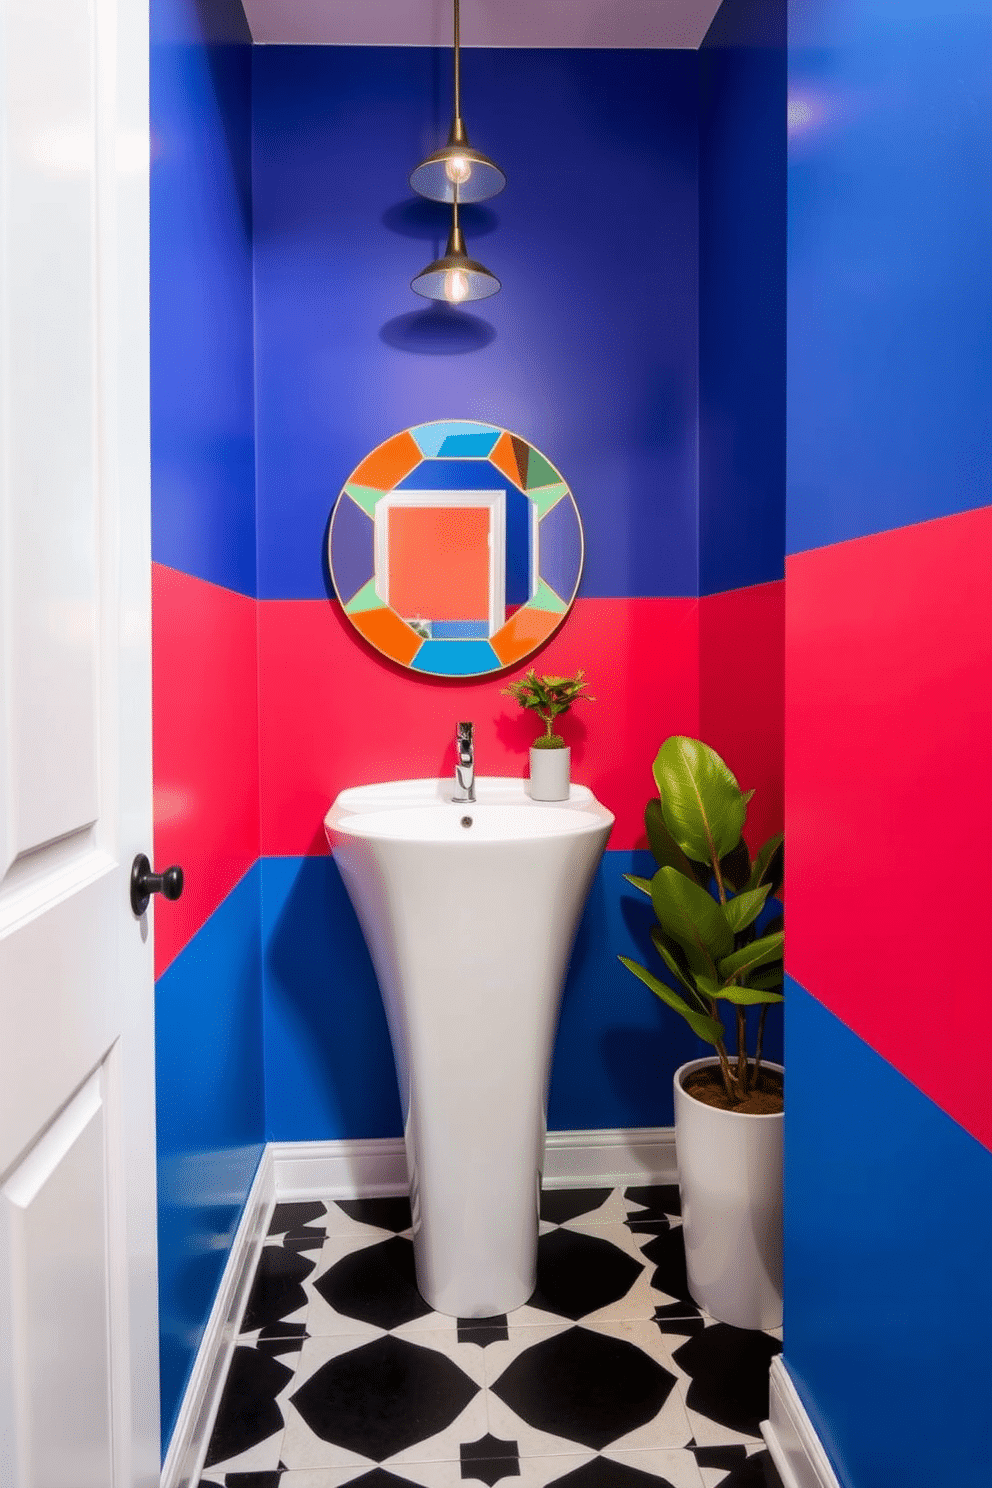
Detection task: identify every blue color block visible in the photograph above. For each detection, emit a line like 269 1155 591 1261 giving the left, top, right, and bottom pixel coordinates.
699 0 787 593
784 978 992 1488
252 47 700 600
412 420 501 457
150 0 256 596
437 433 502 458
430 620 489 639
328 494 374 604
396 458 508 492
155 864 264 1445
787 0 992 554
261 856 403 1141
410 639 501 676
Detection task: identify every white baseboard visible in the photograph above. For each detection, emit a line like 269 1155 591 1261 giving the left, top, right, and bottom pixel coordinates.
162 1128 677 1483
269 1126 678 1199
160 1147 275 1488
762 1356 843 1488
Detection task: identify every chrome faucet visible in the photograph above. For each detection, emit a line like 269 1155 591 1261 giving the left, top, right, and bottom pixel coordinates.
453 721 475 802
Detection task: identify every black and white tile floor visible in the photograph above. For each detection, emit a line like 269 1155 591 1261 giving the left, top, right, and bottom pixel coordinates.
199 1186 784 1488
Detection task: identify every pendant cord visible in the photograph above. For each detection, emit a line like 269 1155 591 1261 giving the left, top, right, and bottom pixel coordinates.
453 0 461 121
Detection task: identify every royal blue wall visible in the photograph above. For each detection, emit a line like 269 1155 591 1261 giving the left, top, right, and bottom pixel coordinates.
154 867 264 1444
251 46 700 603
151 0 257 597
150 0 262 1447
785 0 992 1482
787 0 992 556
698 0 786 595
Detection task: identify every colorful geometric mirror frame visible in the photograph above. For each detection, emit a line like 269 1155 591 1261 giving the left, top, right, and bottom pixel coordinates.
328 421 584 678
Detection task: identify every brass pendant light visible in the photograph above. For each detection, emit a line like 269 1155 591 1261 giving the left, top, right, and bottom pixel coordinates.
411 192 501 303
410 0 506 205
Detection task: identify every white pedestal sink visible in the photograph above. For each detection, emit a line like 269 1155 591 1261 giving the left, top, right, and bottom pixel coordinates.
325 778 613 1317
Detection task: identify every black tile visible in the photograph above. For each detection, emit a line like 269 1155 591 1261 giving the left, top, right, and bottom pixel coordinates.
457 1317 509 1346
335 1196 413 1233
531 1228 643 1321
491 1325 677 1451
460 1433 521 1484
673 1326 781 1437
256 1336 306 1359
241 1245 316 1334
314 1234 432 1331
291 1333 479 1460
203 1347 293 1467
283 1225 327 1252
268 1201 326 1234
625 1186 682 1221
638 1229 693 1305
547 1456 680 1485
258 1321 307 1341
540 1188 613 1226
343 1473 431 1487
692 1445 748 1471
695 1449 784 1488
653 1316 706 1338
226 1474 283 1488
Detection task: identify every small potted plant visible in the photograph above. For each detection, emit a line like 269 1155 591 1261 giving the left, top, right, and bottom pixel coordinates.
503 669 593 801
620 736 784 1329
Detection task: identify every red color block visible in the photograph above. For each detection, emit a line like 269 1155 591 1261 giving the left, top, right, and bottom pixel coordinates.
257 596 701 856
152 564 260 977
700 581 785 856
786 507 992 1150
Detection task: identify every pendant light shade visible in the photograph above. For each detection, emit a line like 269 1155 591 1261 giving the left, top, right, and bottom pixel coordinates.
410 0 505 205
411 215 500 304
410 118 506 205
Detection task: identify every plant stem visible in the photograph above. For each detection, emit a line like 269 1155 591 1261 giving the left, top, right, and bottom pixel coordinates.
754 1003 769 1084
736 1007 747 1094
714 1037 734 1101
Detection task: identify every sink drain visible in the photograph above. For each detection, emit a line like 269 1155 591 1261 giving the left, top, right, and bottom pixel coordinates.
460 816 473 828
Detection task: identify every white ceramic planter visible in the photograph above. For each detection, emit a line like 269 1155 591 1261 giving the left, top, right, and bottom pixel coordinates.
673 1056 783 1330
528 745 570 801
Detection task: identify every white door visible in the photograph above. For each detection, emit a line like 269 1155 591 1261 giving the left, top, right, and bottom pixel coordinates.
0 0 160 1483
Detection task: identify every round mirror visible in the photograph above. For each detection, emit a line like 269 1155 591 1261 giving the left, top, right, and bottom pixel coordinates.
328 421 584 678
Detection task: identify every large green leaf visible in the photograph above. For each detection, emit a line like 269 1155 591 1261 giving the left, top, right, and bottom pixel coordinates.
644 798 710 886
748 964 784 991
714 985 785 1006
718 931 784 981
723 883 772 935
650 926 701 998
651 866 734 974
623 873 653 897
618 957 725 1044
749 832 784 894
653 737 747 867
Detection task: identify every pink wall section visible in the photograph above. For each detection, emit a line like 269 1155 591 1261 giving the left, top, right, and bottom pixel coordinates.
700 581 785 853
153 563 261 977
257 597 702 856
785 506 992 1150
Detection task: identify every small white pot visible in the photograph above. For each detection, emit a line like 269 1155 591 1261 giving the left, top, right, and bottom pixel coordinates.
674 1056 783 1330
528 745 570 801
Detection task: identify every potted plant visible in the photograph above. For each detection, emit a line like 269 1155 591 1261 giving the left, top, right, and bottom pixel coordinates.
503 669 593 801
620 736 784 1329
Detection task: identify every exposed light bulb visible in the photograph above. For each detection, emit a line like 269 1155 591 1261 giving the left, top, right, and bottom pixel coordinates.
445 154 472 185
443 268 470 304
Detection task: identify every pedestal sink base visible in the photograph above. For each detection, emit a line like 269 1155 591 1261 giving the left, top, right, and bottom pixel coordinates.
326 779 614 1317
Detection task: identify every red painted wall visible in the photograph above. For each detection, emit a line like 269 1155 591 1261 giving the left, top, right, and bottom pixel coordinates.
152 564 260 976
785 506 992 1150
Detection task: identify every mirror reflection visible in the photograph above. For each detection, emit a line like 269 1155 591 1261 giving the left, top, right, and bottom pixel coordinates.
329 421 583 678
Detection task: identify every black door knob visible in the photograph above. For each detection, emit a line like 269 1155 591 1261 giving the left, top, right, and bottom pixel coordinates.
130 854 184 917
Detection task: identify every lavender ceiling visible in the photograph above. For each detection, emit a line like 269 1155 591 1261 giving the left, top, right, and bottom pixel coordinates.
242 0 725 50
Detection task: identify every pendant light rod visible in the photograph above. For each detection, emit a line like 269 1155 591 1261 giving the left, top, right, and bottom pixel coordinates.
453 0 461 121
